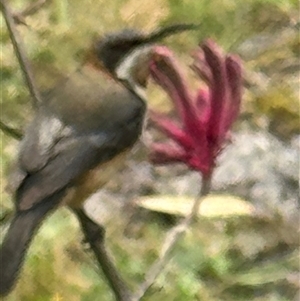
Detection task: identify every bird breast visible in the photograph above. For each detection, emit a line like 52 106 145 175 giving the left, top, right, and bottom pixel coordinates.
62 151 128 208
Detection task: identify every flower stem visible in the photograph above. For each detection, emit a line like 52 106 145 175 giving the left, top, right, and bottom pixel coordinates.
189 172 212 220
133 172 213 301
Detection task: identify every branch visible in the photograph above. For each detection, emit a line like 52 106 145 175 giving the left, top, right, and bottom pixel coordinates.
13 0 49 25
0 120 23 140
73 208 133 301
0 0 42 108
133 173 212 300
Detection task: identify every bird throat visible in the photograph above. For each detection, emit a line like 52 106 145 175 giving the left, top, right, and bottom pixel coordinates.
115 46 151 100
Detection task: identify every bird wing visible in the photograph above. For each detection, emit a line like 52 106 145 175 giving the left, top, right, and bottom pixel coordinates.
12 67 145 211
16 118 140 211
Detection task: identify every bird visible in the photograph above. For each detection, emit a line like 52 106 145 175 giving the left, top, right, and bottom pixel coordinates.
0 23 197 296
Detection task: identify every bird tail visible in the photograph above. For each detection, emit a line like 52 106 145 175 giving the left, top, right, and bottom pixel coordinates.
0 192 63 296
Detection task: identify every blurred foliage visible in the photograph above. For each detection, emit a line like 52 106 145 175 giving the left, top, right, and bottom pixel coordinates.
2 208 298 301
1 0 299 300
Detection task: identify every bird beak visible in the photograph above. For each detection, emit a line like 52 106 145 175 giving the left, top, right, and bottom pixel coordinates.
116 24 200 88
144 23 200 44
133 23 200 86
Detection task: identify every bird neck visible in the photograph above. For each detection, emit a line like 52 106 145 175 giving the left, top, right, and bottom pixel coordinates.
115 46 151 100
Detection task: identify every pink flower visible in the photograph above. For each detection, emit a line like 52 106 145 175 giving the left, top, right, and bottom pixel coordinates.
149 39 243 176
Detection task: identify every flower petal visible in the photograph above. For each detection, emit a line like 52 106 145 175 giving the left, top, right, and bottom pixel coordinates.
195 88 210 125
187 153 212 175
202 39 229 143
149 110 193 150
149 41 243 178
223 55 243 132
150 46 201 134
150 142 188 165
191 48 212 84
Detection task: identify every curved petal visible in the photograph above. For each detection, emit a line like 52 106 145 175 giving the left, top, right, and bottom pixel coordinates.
150 46 200 133
202 39 229 143
191 48 212 84
187 153 212 175
150 142 188 165
149 110 193 150
195 88 210 125
223 55 243 133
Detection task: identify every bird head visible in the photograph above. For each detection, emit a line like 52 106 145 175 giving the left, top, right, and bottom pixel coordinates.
89 24 199 98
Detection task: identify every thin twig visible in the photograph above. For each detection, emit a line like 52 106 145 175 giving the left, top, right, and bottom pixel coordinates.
17 0 48 18
73 208 133 301
13 0 49 25
0 0 42 108
0 120 23 140
133 173 212 301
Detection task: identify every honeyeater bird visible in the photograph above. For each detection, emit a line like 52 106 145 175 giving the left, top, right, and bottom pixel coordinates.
0 24 197 296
